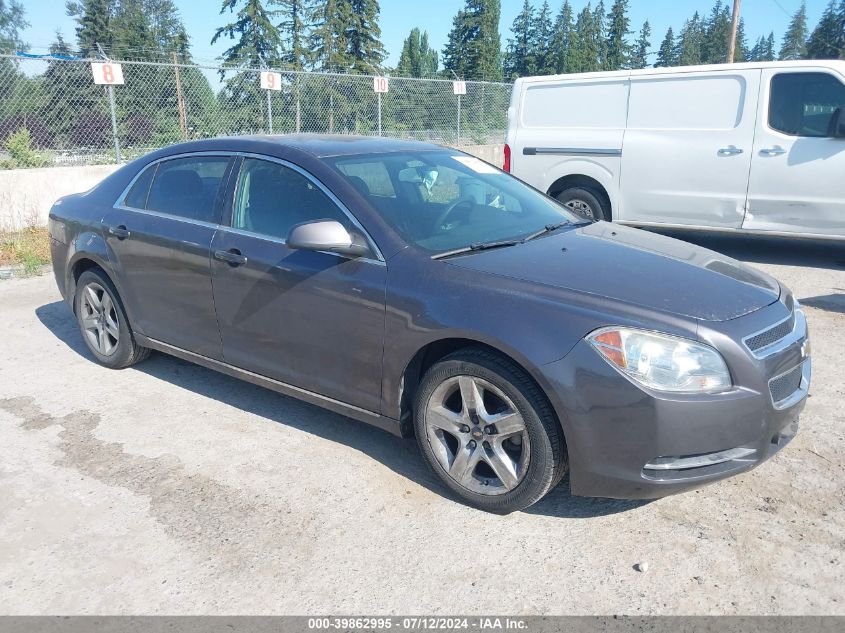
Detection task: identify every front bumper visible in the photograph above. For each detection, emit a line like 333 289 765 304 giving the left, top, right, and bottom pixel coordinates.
539 309 809 499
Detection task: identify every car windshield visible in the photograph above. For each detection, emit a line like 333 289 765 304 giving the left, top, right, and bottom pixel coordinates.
327 150 582 254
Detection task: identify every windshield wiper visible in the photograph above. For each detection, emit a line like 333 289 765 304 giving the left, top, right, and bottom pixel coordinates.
522 219 590 243
431 239 521 260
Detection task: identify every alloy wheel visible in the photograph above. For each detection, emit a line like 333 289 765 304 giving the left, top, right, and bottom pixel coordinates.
564 198 596 221
424 375 530 495
80 282 120 356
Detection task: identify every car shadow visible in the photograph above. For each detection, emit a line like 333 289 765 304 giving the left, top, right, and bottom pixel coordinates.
35 300 647 519
647 229 845 271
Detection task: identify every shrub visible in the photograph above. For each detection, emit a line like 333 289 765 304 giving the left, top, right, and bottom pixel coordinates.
0 114 55 149
0 128 51 169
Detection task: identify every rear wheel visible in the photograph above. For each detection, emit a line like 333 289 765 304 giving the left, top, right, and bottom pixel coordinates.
556 186 609 222
413 347 567 513
74 269 150 369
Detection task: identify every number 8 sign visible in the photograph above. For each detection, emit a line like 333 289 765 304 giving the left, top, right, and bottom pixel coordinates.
91 62 125 85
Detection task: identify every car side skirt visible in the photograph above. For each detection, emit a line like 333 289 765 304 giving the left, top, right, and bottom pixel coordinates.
135 334 409 438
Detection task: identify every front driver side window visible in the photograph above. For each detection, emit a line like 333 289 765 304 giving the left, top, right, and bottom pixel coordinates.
232 158 350 240
769 72 845 138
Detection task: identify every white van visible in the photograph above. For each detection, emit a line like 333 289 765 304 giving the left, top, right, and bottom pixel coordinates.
505 60 845 239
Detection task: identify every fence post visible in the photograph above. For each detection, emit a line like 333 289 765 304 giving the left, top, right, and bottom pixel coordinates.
377 91 382 136
267 90 274 134
457 93 461 145
106 85 121 163
295 74 301 133
172 52 188 141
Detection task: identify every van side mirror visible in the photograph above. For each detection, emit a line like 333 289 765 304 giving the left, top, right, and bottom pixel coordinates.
830 107 845 138
286 220 369 257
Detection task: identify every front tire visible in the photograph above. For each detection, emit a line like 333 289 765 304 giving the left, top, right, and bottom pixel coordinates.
556 186 609 222
413 347 567 513
74 269 150 369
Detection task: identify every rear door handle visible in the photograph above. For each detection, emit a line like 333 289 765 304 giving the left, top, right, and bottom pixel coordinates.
760 146 786 156
107 224 130 239
214 249 248 266
717 146 744 156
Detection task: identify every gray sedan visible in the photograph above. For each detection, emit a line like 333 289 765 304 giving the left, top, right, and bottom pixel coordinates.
48 135 811 513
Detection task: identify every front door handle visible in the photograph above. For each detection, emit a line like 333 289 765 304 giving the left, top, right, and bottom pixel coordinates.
107 224 130 239
718 146 744 156
760 146 786 156
214 248 248 266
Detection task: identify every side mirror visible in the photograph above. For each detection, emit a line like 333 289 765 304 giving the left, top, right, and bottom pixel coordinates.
830 107 845 138
286 220 369 257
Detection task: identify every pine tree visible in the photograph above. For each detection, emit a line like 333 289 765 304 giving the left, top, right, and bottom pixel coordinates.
630 20 650 69
66 0 113 55
675 12 703 66
310 0 350 71
275 0 315 70
443 0 502 80
345 0 386 74
605 0 631 71
806 0 845 60
532 1 555 75
779 1 808 60
212 0 283 66
550 0 574 73
701 1 731 64
593 0 608 70
396 28 438 77
733 17 749 62
504 0 536 79
654 26 675 67
571 3 599 72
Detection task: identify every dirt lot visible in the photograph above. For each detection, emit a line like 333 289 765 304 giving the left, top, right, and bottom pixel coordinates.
0 233 843 615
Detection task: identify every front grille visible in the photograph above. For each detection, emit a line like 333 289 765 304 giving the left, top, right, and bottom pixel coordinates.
769 364 804 405
746 317 793 353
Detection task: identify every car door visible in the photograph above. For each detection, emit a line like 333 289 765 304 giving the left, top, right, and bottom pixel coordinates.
210 156 387 413
102 153 234 359
620 69 760 227
744 68 845 237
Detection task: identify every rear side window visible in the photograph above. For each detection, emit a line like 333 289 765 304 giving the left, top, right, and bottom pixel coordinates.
123 164 156 209
146 156 230 223
231 158 349 240
769 72 845 137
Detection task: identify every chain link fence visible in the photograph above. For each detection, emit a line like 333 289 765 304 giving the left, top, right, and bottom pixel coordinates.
0 53 511 167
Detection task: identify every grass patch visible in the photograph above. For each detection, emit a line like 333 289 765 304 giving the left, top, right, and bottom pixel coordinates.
0 226 51 275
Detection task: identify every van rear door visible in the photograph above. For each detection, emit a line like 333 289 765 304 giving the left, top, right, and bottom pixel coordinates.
743 67 845 237
620 69 760 228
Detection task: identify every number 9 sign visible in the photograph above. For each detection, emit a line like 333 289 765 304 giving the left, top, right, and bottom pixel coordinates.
261 71 282 91
91 62 125 85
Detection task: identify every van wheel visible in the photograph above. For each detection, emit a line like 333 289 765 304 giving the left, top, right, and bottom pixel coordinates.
413 347 567 514
556 187 609 222
74 269 150 369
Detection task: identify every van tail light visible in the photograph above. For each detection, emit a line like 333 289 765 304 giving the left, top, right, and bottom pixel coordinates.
503 143 511 173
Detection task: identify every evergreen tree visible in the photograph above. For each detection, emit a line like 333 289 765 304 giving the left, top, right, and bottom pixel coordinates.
654 26 676 67
66 0 113 55
504 0 536 79
749 32 776 62
443 0 502 80
571 3 599 72
275 0 315 70
345 0 386 74
605 0 631 71
630 20 650 69
701 1 730 64
0 0 26 51
396 27 438 77
212 0 283 66
806 0 845 60
593 0 608 70
550 0 574 73
675 12 703 66
779 1 808 60
310 0 350 71
733 17 749 62
532 1 555 75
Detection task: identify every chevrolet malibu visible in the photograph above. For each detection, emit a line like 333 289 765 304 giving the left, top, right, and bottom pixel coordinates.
49 135 811 513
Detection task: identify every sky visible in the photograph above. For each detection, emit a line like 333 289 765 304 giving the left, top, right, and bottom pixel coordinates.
18 0 833 68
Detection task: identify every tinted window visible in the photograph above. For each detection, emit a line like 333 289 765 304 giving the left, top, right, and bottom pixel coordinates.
232 158 349 240
769 72 845 137
146 156 230 222
123 163 157 209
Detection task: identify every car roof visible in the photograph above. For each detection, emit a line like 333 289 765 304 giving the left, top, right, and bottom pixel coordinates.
163 134 446 159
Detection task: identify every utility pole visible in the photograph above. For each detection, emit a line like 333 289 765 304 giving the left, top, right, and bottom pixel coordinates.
172 52 188 140
727 0 741 63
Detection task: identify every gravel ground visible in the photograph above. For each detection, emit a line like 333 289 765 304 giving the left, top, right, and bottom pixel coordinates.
0 232 843 615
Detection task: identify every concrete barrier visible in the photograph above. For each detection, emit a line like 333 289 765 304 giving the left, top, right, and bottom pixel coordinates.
0 144 505 231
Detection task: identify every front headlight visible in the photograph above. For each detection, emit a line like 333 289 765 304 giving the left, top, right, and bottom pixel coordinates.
587 327 731 393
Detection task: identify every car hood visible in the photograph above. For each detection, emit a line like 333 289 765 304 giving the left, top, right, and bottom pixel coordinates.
445 222 780 322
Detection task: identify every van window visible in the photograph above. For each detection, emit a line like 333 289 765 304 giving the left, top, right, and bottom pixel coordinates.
769 72 845 137
628 75 746 130
146 156 230 223
521 81 628 128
